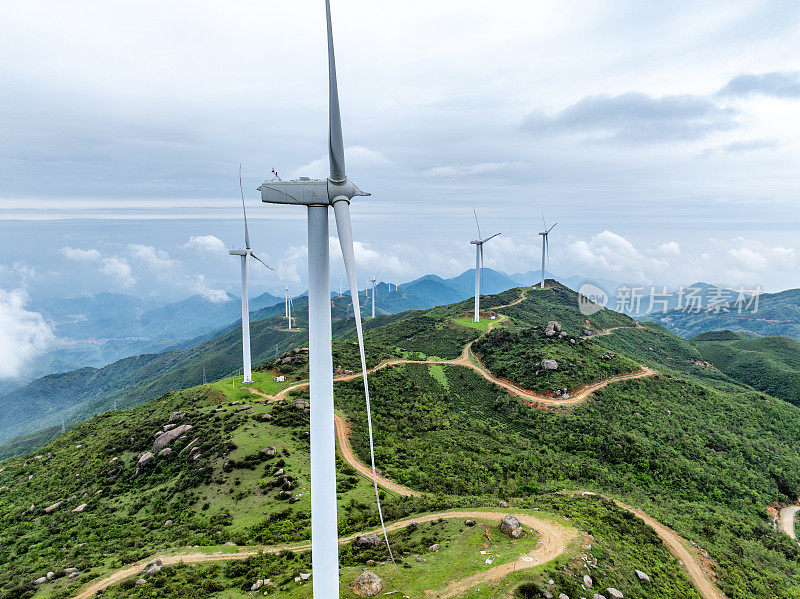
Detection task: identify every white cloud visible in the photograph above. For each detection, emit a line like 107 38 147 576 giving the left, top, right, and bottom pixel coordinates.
657 241 681 256
189 275 230 303
568 231 671 284
99 257 135 288
128 243 178 276
287 146 390 180
182 235 228 255
0 288 54 378
423 161 526 178
728 237 795 272
61 247 102 261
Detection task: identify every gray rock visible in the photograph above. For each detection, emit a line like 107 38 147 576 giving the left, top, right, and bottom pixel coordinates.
251 580 264 591
152 424 193 452
164 519 173 526
135 578 148 586
146 558 162 568
558 594 570 599
352 571 384 596
69 572 79 579
499 514 524 539
464 519 476 526
162 424 177 432
584 574 593 587
44 501 64 513
635 569 650 583
593 595 607 599
159 447 173 457
606 589 624 599
353 534 383 548
33 577 47 585
237 405 252 411
261 446 277 457
293 398 310 410
46 571 55 580
273 468 285 477
541 359 559 370
72 503 87 513
64 567 79 574
499 500 509 508
169 411 186 422
428 543 440 552
145 564 161 576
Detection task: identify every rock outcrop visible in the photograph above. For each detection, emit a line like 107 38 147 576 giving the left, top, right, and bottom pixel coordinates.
353 534 382 548
152 424 193 452
499 514 524 539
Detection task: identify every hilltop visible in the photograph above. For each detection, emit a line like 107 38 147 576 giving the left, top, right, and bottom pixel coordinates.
3 283 800 598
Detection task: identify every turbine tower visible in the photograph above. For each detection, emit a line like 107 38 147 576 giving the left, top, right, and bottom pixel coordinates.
258 2 381 593
230 166 273 384
370 270 378 317
539 217 557 289
284 284 294 330
470 207 500 322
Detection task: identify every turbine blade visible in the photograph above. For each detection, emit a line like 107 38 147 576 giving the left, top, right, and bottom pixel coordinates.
482 232 501 243
249 252 273 270
326 0 346 182
473 205 482 239
240 164 251 250
548 222 558 233
542 211 546 231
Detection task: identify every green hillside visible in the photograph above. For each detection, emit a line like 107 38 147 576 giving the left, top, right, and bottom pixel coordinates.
691 331 800 405
5 283 800 598
649 287 800 341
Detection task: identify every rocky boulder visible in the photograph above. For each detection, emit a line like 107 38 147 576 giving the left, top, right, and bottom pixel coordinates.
498 500 509 508
44 501 64 514
72 503 87 513
606 589 624 599
545 321 562 336
293 398 310 410
352 571 383 597
33 577 47 585
261 446 277 457
428 543 440 552
499 514 524 539
541 359 559 371
353 534 382 548
169 411 186 422
584 575 593 587
635 569 650 583
152 424 193 452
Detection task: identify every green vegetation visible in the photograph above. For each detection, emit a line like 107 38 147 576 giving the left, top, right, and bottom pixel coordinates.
473 328 640 393
336 363 800 598
692 332 800 405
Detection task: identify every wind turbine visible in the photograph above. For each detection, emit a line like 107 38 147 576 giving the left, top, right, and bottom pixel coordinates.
470 207 500 323
539 216 557 289
258 2 392 594
230 166 273 384
370 270 379 317
284 284 294 330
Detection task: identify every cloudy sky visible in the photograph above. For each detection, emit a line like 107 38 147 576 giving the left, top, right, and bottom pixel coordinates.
2 0 800 312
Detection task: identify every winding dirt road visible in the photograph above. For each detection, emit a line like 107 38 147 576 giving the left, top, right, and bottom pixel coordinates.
249 288 656 409
72 509 576 599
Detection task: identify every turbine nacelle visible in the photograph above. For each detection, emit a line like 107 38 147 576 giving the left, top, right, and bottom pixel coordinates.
259 177 369 206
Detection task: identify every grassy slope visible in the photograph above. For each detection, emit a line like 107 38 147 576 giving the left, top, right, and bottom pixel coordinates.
336 361 800 599
692 332 800 406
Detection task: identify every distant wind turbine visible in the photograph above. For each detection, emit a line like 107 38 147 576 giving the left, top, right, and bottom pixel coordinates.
284 284 294 330
370 270 379 317
539 216 557 289
470 206 500 322
257 2 394 593
230 166 273 384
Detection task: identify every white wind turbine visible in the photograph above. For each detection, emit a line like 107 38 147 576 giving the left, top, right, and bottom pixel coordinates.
258 2 394 594
539 216 557 289
284 284 294 330
230 167 273 384
370 270 379 317
470 207 500 323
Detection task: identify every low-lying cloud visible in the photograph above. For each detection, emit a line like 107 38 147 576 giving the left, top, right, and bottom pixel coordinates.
0 287 54 378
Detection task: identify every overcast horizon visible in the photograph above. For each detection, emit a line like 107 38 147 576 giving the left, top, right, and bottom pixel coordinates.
3 0 800 376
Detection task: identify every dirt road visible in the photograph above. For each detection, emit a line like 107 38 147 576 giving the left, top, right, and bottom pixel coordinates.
72 510 575 599
779 505 799 540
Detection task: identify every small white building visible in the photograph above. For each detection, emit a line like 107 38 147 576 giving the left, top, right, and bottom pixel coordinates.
275 375 286 383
